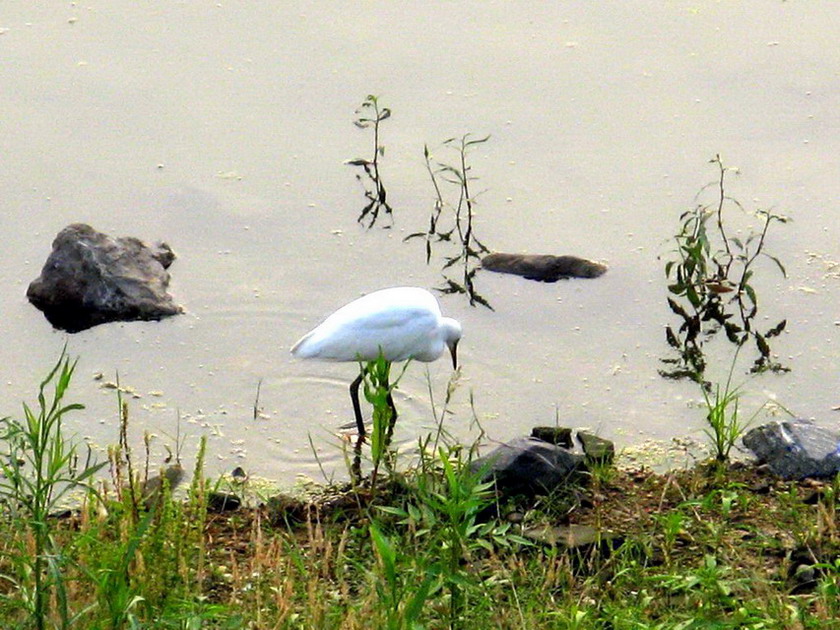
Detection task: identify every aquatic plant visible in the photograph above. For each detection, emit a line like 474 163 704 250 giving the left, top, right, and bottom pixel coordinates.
661 156 791 462
406 134 493 308
346 94 394 228
661 155 789 385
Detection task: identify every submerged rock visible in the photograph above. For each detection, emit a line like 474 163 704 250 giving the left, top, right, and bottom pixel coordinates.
470 436 585 498
481 252 607 282
27 223 182 332
742 419 840 480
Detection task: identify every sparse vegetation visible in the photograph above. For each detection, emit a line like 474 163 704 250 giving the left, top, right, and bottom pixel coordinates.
2 354 839 629
345 95 493 308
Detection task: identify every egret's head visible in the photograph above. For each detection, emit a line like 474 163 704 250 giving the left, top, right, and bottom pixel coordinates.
442 317 462 370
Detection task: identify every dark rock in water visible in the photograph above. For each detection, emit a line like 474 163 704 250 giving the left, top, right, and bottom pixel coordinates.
742 419 840 480
27 223 182 332
531 426 573 448
481 252 607 282
470 436 585 498
577 431 615 466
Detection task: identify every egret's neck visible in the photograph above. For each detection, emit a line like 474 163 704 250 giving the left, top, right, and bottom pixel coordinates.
441 317 462 344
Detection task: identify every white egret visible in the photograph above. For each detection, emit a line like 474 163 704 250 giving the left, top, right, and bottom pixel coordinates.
291 287 462 437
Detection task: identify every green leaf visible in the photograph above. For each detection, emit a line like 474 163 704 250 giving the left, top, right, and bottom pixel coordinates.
765 319 787 338
766 254 787 277
686 284 701 308
667 298 689 319
666 326 680 349
376 505 409 518
505 534 534 547
464 134 491 147
755 334 770 358
369 524 397 586
404 570 436 622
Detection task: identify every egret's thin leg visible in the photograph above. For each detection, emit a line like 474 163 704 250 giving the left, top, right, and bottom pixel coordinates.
349 371 366 438
351 433 363 485
386 392 398 424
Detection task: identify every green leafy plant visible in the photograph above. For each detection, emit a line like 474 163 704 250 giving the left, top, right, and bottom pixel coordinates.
79 427 210 628
347 94 394 228
0 351 106 629
700 359 746 463
662 157 791 462
661 155 789 385
656 554 744 613
361 355 408 482
378 444 527 628
87 508 155 628
369 522 435 630
656 510 688 568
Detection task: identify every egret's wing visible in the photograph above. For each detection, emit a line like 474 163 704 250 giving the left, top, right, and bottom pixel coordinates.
294 303 437 362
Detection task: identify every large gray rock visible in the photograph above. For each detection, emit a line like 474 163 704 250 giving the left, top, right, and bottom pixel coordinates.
742 419 840 480
27 223 182 332
470 436 585 497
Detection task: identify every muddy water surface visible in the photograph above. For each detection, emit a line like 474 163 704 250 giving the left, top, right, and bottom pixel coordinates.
1 2 838 484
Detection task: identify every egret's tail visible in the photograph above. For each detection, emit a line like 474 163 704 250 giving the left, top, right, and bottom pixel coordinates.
290 332 316 357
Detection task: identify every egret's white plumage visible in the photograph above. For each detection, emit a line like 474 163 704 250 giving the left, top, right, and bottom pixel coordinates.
291 287 461 366
291 287 462 437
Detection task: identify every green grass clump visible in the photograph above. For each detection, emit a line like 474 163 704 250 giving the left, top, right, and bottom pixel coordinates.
0 352 106 629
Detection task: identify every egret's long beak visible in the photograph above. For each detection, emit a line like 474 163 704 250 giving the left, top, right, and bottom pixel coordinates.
449 340 458 370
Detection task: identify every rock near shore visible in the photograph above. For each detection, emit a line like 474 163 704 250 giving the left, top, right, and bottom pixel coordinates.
470 436 586 498
27 223 182 333
742 419 840 480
